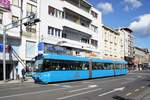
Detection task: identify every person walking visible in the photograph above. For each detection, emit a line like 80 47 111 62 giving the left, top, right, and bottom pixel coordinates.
21 68 26 83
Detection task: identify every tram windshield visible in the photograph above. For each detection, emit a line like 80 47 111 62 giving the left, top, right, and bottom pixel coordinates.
34 59 43 72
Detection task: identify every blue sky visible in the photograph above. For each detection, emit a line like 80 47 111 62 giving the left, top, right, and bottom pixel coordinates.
88 0 150 50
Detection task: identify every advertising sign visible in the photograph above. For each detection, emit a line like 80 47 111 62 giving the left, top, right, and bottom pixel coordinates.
0 0 10 10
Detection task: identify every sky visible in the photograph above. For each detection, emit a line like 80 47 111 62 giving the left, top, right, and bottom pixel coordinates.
88 0 150 51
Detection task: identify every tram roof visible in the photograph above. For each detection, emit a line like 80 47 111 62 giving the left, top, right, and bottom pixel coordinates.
43 53 89 62
43 53 113 63
92 58 113 63
42 53 127 64
113 60 128 64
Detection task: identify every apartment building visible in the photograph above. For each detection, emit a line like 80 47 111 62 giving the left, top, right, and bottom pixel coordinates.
101 25 124 60
0 0 38 80
38 0 102 58
116 28 134 67
0 0 102 80
133 47 150 69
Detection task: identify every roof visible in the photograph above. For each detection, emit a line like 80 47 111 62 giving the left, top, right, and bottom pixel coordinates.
113 60 128 64
120 28 133 33
92 58 113 63
102 25 120 35
42 53 126 64
134 47 149 53
43 53 89 62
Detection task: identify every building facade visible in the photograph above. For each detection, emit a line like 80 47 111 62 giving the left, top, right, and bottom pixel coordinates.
133 47 150 69
0 0 103 80
39 0 102 58
101 25 124 60
116 28 134 68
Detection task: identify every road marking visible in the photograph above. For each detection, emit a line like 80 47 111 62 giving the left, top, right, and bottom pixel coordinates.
99 87 125 97
68 85 97 93
0 84 85 99
134 89 140 92
126 92 132 96
129 73 150 75
141 86 145 89
61 85 72 88
48 84 60 86
137 76 142 78
57 88 102 100
82 81 94 84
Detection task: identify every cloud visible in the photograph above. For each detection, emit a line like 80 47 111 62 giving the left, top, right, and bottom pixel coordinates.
129 14 150 37
124 0 142 11
96 2 113 14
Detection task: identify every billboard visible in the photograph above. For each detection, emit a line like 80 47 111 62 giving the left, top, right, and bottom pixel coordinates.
0 0 10 11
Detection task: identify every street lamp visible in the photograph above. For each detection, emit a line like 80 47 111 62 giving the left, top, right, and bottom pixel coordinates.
3 13 40 82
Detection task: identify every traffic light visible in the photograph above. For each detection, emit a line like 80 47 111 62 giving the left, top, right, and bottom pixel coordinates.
23 13 40 26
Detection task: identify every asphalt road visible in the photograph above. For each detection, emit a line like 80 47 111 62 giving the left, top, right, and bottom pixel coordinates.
0 70 150 100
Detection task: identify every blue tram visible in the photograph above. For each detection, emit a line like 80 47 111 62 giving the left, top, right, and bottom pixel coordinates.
32 53 128 84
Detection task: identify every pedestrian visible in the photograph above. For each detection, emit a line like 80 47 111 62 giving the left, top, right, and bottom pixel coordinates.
16 66 19 80
21 68 26 82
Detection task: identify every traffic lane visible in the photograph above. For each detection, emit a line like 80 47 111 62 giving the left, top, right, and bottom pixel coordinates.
59 75 150 100
0 75 127 97
55 72 150 100
102 76 150 100
0 71 149 100
0 77 125 100
0 75 128 97
114 76 150 100
0 83 101 100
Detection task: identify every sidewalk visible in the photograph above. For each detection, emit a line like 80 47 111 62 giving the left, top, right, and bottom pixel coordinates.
0 77 34 85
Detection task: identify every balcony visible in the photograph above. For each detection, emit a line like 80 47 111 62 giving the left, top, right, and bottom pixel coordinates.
61 38 96 51
63 0 92 20
63 19 94 36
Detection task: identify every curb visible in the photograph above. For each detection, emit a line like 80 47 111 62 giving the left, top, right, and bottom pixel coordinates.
0 78 34 85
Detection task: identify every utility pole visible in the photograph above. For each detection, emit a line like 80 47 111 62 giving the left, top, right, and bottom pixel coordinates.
3 26 6 82
89 58 92 79
20 0 23 37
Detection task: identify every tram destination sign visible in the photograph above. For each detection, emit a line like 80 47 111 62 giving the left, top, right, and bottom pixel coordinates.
0 0 10 11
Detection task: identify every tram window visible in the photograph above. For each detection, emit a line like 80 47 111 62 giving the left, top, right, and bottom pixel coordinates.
41 60 88 71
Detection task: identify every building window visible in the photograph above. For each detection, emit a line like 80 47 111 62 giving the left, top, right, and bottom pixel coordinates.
12 16 19 27
91 39 98 47
26 41 36 58
48 6 63 18
30 0 37 3
26 3 37 16
26 3 37 33
12 0 19 6
90 25 98 33
26 25 36 33
0 13 3 24
48 26 62 37
81 38 89 44
62 33 67 38
91 10 97 18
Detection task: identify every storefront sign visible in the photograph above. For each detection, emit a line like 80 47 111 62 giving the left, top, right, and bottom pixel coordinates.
0 43 3 52
0 0 10 10
38 42 44 54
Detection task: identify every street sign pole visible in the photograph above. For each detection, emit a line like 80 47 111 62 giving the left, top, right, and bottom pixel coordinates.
3 26 6 82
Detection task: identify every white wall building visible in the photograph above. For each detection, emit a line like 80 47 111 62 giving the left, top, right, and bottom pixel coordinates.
101 25 124 60
39 0 102 58
0 0 103 80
